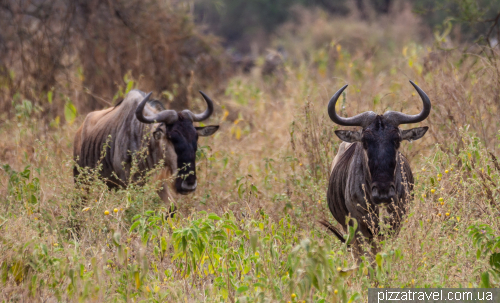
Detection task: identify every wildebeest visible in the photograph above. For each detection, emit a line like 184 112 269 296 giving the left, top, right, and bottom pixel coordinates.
320 81 431 255
73 89 219 205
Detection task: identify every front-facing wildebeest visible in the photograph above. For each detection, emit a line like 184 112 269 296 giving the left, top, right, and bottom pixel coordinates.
73 89 219 206
320 81 431 257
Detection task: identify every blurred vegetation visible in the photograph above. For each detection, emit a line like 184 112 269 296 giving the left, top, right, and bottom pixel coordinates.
193 0 500 53
0 0 227 121
193 0 349 51
413 0 500 44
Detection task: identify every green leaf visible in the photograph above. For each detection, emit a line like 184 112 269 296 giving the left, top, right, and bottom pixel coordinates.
213 235 227 241
112 232 121 247
251 184 258 193
250 234 258 252
64 101 77 125
345 217 358 246
480 272 491 288
348 292 361 303
490 253 500 272
236 285 249 293
79 264 85 278
161 237 168 254
129 221 141 232
243 264 251 275
312 274 319 289
47 91 53 104
238 183 244 199
220 287 228 300
125 80 134 94
376 253 383 268
221 223 237 231
208 213 221 221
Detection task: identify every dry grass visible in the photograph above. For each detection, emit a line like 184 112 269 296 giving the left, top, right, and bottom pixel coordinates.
1 11 500 303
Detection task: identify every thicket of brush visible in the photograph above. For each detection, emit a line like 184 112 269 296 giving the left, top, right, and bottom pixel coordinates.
1 3 500 303
0 0 226 120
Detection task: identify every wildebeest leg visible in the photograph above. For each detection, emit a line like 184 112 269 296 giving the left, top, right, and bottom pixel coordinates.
351 237 378 266
69 181 90 239
350 239 363 264
384 201 405 237
157 181 176 217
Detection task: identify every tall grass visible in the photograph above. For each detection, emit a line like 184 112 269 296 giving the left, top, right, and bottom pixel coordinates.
1 12 500 302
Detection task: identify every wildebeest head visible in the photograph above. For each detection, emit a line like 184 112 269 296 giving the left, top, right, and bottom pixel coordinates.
135 91 219 195
328 81 431 204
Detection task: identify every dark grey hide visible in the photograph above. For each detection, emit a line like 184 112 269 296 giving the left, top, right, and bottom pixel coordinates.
327 122 415 240
322 81 431 250
73 89 219 203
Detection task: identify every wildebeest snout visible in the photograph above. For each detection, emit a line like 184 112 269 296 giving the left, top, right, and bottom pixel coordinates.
372 182 396 204
180 176 197 194
176 164 198 195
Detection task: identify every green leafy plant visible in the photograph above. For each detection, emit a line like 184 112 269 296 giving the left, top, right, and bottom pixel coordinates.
469 224 500 287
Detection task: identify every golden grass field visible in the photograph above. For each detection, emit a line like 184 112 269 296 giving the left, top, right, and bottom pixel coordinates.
1 10 500 303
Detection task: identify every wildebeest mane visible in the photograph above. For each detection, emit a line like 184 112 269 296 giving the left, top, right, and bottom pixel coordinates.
75 94 152 188
114 98 125 108
147 99 166 111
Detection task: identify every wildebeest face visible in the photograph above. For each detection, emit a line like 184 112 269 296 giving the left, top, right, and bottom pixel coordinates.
153 116 219 195
136 90 219 196
335 116 428 204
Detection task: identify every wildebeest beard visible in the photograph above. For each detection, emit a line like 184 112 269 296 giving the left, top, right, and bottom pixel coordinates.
363 117 400 204
166 115 199 195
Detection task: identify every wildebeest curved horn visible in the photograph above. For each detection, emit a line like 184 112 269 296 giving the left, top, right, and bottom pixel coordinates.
328 84 377 127
135 92 178 124
383 80 431 125
182 91 214 122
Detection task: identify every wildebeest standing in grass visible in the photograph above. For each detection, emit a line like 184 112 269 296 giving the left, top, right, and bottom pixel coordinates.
73 89 219 207
320 81 431 258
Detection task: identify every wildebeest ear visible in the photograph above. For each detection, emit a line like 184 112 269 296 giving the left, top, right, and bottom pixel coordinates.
401 126 428 141
334 130 362 143
196 125 219 137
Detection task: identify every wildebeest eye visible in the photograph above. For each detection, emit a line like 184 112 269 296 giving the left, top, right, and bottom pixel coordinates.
153 130 163 140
